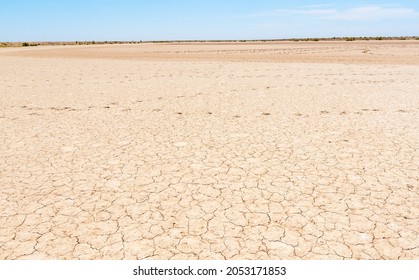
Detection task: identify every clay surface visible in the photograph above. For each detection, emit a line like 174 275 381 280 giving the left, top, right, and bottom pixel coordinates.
0 41 418 259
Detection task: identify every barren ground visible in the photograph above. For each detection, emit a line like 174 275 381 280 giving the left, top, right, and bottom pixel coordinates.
0 41 418 259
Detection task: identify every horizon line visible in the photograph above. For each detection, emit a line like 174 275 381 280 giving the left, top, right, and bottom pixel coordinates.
1 35 419 44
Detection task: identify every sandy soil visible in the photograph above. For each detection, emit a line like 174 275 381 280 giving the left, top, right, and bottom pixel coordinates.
0 41 418 260
3 40 419 64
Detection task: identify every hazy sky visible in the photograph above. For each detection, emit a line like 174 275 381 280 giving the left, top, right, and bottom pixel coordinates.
1 0 418 41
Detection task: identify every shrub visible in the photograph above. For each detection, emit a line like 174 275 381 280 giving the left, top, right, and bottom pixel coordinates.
22 42 30 47
346 37 356 41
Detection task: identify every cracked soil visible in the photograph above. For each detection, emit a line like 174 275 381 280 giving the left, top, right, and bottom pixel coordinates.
0 41 418 259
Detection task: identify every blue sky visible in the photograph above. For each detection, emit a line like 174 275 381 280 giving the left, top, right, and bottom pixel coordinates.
1 0 418 41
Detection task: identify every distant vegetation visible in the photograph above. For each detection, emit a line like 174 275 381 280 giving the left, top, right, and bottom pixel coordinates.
21 42 39 47
0 37 417 47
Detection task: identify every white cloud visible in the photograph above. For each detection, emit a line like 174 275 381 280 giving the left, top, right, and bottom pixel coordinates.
299 9 337 16
247 5 419 21
318 6 418 20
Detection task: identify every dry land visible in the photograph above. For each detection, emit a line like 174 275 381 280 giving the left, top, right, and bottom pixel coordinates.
0 41 418 259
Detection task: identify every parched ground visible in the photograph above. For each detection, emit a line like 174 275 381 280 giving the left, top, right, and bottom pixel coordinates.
0 41 418 260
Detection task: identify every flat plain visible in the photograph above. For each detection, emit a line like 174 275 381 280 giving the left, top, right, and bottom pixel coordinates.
0 41 418 259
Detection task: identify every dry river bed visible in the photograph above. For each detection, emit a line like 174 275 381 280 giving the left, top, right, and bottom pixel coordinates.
0 41 418 259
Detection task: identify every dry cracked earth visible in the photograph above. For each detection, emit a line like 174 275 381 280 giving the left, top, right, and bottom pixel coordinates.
0 42 418 260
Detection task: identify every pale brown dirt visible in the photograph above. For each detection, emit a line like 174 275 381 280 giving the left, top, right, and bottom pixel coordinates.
3 40 419 64
0 41 418 260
